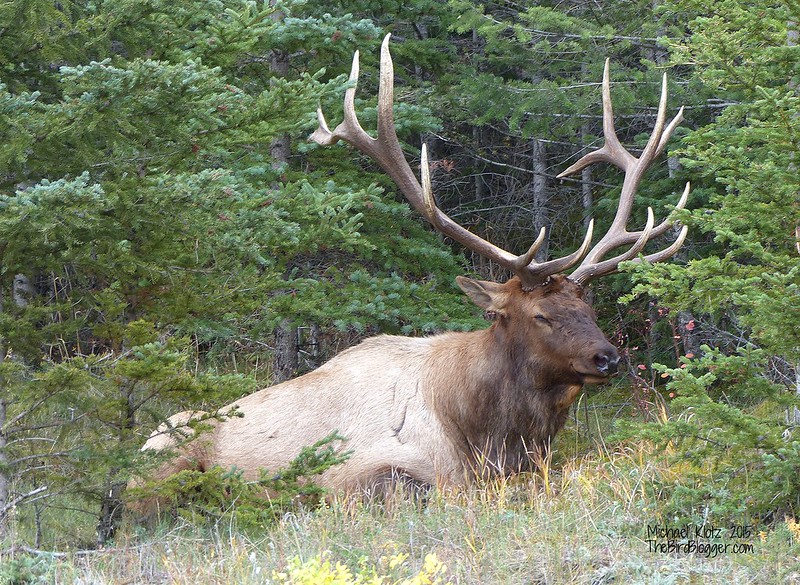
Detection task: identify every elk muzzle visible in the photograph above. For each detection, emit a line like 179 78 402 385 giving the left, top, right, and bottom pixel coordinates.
593 348 620 376
571 341 620 383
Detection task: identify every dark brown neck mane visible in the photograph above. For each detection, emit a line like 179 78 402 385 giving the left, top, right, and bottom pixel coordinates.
430 325 584 476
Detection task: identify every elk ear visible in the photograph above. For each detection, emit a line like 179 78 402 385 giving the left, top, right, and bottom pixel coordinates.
456 276 507 313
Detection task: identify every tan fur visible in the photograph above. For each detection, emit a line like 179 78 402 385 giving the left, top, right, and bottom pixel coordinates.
136 275 619 502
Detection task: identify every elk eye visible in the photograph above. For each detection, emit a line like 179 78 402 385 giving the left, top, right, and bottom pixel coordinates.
534 314 551 325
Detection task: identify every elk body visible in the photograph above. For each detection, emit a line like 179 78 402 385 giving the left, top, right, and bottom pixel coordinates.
137 35 689 498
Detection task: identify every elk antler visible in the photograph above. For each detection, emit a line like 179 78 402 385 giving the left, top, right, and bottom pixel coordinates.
311 33 593 290
558 59 690 285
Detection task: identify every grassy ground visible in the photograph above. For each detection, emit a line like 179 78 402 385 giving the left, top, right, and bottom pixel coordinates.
4 441 799 584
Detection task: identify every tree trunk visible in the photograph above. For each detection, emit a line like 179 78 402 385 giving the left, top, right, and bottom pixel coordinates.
648 0 670 66
301 323 323 371
12 274 33 307
96 384 137 545
530 137 549 262
0 392 8 538
578 120 595 315
0 276 32 537
96 481 125 546
474 126 486 202
788 21 800 425
266 2 302 382
269 3 291 176
273 320 298 382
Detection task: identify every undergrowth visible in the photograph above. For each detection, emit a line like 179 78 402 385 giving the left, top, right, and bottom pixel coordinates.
4 378 800 583
3 441 799 584
128 432 351 531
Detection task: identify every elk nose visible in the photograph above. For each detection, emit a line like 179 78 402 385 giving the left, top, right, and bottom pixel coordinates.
594 350 620 375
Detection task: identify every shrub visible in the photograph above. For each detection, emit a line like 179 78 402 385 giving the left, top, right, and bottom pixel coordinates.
272 551 451 585
614 346 800 524
130 432 350 530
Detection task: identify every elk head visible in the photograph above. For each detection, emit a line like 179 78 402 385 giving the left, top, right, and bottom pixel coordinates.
311 34 689 383
457 274 620 385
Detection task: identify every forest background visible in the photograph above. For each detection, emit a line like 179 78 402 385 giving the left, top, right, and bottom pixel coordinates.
0 0 799 580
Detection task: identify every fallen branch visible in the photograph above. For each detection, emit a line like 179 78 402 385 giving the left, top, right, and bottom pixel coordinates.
0 485 48 519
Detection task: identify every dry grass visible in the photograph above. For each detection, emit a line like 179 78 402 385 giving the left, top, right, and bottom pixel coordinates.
7 442 797 584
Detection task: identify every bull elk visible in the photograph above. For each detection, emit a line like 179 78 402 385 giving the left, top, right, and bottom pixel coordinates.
136 35 689 499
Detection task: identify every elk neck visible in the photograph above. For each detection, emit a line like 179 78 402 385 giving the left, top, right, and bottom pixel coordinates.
427 320 584 474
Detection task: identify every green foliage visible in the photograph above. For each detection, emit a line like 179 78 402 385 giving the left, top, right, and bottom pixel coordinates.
615 0 800 526
0 554 58 585
629 0 800 356
666 0 796 96
137 432 350 530
0 0 483 547
2 329 255 544
615 347 800 523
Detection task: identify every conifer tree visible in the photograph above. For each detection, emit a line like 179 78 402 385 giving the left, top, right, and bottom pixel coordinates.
618 0 800 522
0 0 478 545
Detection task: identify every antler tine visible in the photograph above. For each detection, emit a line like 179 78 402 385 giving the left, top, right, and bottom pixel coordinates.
311 34 595 289
310 50 367 147
570 209 654 285
557 60 636 178
560 59 689 285
521 220 595 280
657 105 685 155
569 181 690 285
640 223 689 264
